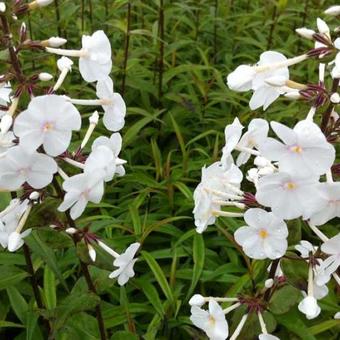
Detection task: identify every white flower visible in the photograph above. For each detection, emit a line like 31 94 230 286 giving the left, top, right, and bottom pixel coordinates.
331 53 340 79
0 146 57 190
92 133 126 176
316 234 340 285
227 52 290 110
259 120 335 177
0 131 15 154
316 18 330 35
8 230 31 252
255 172 323 220
236 119 269 166
298 296 321 319
79 31 112 82
109 242 140 286
58 171 105 220
221 118 243 166
308 183 340 225
227 65 256 91
313 281 328 300
234 208 288 259
84 145 116 182
250 52 289 110
14 95 81 156
0 199 28 249
295 240 316 258
0 2 5 12
193 161 243 233
0 82 11 107
96 77 126 131
190 300 228 340
57 57 73 71
334 312 340 319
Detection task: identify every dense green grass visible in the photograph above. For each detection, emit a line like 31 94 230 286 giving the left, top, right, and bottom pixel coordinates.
1 0 339 339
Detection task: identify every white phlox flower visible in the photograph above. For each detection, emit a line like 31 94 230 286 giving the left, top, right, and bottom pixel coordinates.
96 77 126 131
308 182 340 225
84 145 116 182
190 299 229 340
46 31 112 83
0 131 15 154
234 208 288 259
258 120 335 177
14 95 81 156
193 161 244 233
236 119 269 166
255 172 324 220
92 133 126 176
58 171 105 220
0 146 57 190
227 51 308 110
298 295 321 320
108 242 140 286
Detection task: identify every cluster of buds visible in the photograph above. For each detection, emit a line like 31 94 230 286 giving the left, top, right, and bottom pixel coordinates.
190 7 340 340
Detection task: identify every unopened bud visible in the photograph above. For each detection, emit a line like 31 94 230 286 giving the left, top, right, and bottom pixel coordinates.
324 6 340 16
254 156 271 168
284 90 301 100
0 2 6 13
47 37 67 48
0 115 13 133
265 278 274 288
317 18 330 35
65 227 77 234
265 76 287 87
57 56 73 71
29 191 40 200
39 72 53 81
89 111 99 125
330 92 340 104
189 294 205 307
295 27 315 40
88 244 96 262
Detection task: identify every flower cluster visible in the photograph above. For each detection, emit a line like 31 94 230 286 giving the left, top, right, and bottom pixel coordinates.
190 9 340 340
0 3 139 286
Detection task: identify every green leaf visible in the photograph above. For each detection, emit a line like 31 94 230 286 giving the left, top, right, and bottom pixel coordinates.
308 319 340 335
110 331 139 340
0 266 28 290
142 251 175 305
269 285 301 315
43 265 57 310
0 320 24 328
25 231 68 291
137 279 165 316
6 286 28 323
186 234 205 300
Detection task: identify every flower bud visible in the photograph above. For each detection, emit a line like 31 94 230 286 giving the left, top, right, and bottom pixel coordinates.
330 92 340 104
39 72 53 82
0 115 13 133
265 278 274 288
29 191 40 200
189 294 205 307
36 0 54 7
57 56 73 71
65 227 77 234
316 18 330 35
89 111 99 124
88 244 96 262
295 27 315 40
254 156 271 168
0 2 6 13
324 6 340 16
47 37 67 48
284 90 301 100
334 312 340 319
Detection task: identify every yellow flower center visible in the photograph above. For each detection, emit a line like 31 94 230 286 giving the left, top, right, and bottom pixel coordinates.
208 315 216 326
259 229 268 239
290 145 303 153
42 122 54 132
285 182 297 190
